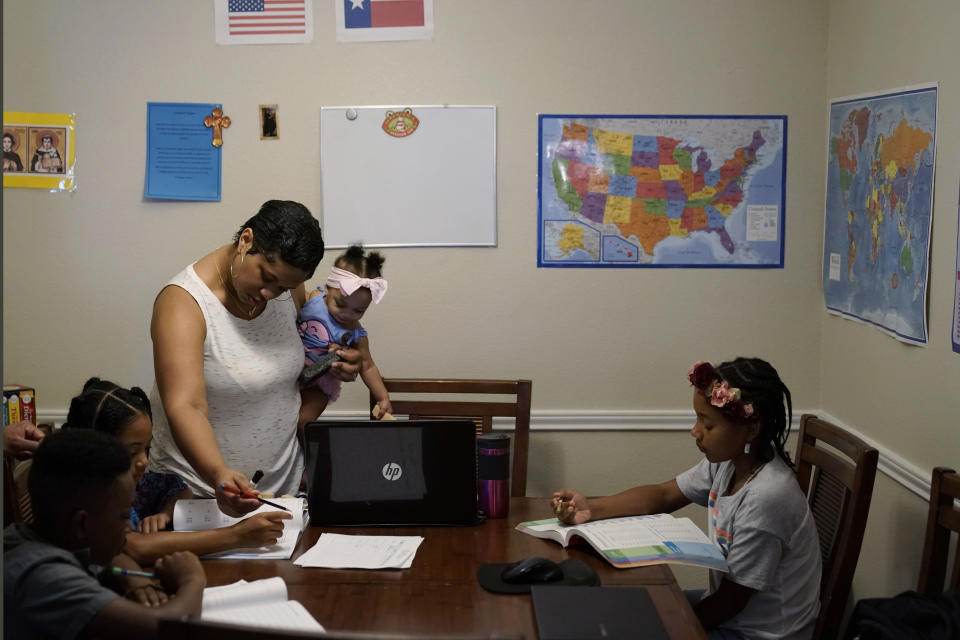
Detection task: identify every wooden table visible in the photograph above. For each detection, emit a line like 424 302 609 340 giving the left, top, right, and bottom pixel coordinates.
202 498 707 639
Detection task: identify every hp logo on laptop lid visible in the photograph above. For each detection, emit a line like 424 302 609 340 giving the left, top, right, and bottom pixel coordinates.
382 462 403 481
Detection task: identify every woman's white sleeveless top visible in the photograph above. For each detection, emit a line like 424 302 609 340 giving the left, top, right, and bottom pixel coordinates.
148 263 304 497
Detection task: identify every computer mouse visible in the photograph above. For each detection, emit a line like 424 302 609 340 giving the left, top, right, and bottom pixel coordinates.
500 557 563 584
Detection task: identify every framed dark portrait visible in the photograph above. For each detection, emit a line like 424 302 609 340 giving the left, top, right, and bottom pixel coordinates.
2 127 27 173
259 104 279 140
27 126 67 173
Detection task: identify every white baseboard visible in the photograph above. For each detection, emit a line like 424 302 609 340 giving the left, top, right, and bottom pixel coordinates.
38 407 931 500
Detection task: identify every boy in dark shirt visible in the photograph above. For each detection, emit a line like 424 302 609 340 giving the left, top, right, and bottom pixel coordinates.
4 429 206 640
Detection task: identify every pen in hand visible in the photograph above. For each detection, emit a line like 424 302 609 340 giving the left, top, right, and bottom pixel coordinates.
219 482 290 512
111 566 155 579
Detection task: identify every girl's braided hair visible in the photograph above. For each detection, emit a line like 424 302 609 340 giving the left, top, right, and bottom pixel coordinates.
691 358 793 466
64 377 152 436
716 358 793 465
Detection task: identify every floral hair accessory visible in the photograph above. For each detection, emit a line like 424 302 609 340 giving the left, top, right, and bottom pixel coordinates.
688 361 716 393
688 361 756 421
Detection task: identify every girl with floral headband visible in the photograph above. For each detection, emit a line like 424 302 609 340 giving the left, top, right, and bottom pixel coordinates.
552 357 821 640
297 244 392 419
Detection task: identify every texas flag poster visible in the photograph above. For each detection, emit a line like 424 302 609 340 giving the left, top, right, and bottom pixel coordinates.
335 0 433 42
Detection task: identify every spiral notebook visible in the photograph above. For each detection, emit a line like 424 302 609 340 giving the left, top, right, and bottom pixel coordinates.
303 419 481 526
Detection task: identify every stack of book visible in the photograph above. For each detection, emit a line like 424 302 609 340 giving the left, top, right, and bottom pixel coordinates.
3 384 36 425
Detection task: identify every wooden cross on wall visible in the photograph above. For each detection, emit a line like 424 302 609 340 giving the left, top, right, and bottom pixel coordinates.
204 107 231 147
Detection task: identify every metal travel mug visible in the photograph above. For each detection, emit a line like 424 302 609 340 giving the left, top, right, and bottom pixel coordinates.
477 433 510 519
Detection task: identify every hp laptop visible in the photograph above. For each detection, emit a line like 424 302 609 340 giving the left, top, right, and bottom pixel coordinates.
303 419 481 526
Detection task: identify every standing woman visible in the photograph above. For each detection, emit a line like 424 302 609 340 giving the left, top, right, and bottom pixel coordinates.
148 200 360 516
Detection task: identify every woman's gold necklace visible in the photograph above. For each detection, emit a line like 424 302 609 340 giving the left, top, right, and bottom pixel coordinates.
214 252 256 318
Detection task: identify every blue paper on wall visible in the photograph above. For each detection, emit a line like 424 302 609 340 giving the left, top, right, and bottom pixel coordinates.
144 102 223 201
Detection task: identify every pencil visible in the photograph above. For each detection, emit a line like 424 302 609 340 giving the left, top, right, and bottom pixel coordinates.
219 483 290 511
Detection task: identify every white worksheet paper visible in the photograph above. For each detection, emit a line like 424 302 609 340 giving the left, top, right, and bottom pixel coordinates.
294 533 424 569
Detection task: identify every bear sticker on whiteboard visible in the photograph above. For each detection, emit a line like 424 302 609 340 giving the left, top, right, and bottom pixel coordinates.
382 108 419 138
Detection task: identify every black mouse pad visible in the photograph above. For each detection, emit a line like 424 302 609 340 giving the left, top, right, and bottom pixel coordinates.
532 585 669 640
477 558 599 594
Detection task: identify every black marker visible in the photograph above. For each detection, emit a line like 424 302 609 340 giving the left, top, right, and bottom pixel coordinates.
251 469 264 485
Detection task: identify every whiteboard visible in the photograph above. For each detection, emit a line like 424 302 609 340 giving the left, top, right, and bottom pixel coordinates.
319 105 497 248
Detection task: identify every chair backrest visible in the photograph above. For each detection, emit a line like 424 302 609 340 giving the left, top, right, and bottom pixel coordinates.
794 414 879 640
371 379 532 497
158 617 523 640
3 455 33 527
917 466 960 596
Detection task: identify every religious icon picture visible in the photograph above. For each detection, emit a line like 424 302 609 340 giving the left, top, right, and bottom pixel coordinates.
27 126 66 173
260 104 278 140
2 127 27 173
3 111 76 190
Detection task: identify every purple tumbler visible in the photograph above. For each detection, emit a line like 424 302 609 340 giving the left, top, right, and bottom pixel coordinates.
477 433 510 519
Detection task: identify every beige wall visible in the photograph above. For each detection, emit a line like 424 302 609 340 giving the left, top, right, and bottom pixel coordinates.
2 0 956 600
821 0 960 601
3 0 827 410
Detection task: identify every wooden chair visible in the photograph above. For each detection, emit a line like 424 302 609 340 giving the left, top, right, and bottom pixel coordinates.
3 423 53 526
371 379 532 497
916 466 960 596
158 617 523 640
3 455 33 527
794 414 879 640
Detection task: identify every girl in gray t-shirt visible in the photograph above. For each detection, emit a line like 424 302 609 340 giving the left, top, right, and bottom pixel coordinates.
553 358 820 640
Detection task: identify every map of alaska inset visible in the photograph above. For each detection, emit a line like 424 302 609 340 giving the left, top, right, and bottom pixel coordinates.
538 114 787 268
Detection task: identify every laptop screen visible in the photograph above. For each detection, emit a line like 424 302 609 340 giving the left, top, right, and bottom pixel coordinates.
304 420 481 526
328 426 427 502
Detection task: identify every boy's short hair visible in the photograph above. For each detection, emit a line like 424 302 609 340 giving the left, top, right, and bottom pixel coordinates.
28 429 131 523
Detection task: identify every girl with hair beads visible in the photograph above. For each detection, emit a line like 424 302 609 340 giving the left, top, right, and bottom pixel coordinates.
297 244 392 419
552 358 821 640
64 378 291 565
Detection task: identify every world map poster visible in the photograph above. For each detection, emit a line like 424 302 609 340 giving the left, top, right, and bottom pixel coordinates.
537 114 786 268
823 84 937 345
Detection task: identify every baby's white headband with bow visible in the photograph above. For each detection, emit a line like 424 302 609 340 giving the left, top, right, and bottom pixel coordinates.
326 267 388 303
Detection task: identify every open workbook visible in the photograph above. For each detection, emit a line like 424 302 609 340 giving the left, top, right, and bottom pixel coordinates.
172 497 306 559
516 513 728 571
202 577 324 631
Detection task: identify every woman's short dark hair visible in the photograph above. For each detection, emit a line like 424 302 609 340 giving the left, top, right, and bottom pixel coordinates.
64 377 152 437
233 200 324 278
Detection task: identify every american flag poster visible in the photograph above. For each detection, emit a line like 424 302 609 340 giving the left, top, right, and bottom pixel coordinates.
215 0 314 45
335 0 433 42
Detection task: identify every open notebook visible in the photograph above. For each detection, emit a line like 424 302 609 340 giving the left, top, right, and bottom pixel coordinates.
202 577 323 631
